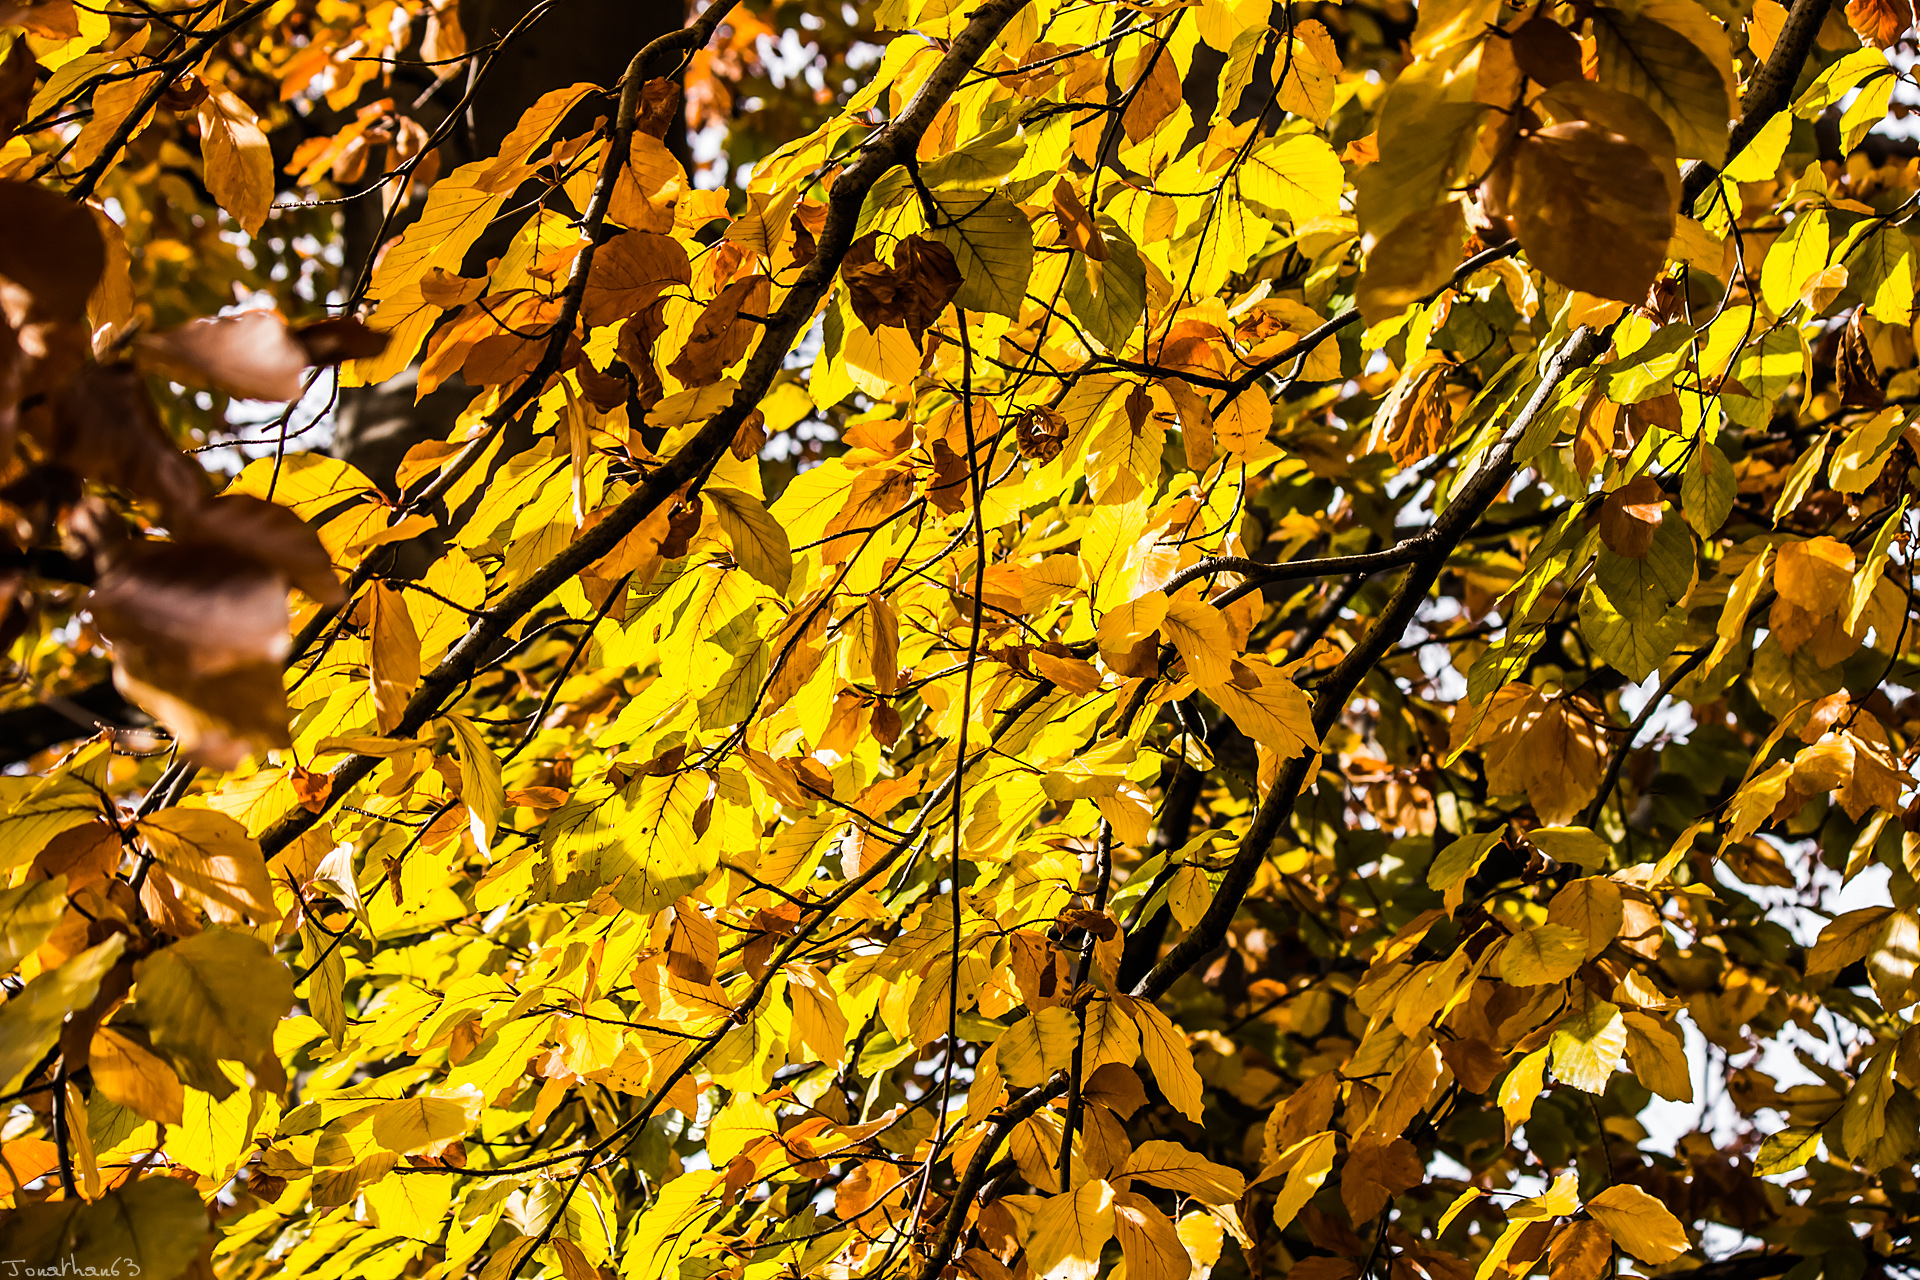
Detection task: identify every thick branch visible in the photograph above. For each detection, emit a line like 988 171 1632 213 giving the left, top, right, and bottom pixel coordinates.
1680 0 1837 208
0 679 144 767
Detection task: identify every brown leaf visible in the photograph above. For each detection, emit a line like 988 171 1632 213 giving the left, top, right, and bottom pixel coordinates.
1375 360 1454 466
667 274 768 388
0 180 105 324
117 658 295 769
182 494 345 605
1341 1135 1424 1223
1084 1061 1149 1117
1290 1259 1361 1280
31 820 122 892
1499 121 1676 302
420 267 485 309
292 317 388 365
1628 390 1682 433
91 540 293 680
1437 1037 1506 1093
582 231 692 329
136 311 310 401
1121 45 1181 143
659 496 704 560
1510 16 1585 86
1847 0 1913 46
840 233 961 344
1016 406 1067 462
290 766 332 812
44 364 208 516
730 407 767 461
1549 1221 1613 1280
1839 311 1884 408
0 39 35 138
0 0 77 38
1599 475 1665 558
636 78 682 139
87 521 319 766
1775 536 1856 617
927 438 971 515
197 85 274 234
1358 201 1467 323
1573 391 1620 480
1051 178 1109 261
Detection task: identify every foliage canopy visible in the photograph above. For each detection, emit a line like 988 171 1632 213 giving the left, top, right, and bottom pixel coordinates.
2 0 1920 1279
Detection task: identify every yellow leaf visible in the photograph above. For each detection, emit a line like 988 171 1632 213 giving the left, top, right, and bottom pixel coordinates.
1622 1012 1693 1102
1512 1170 1580 1220
1748 0 1786 59
1436 1186 1481 1235
90 1026 185 1126
141 806 279 926
705 485 794 596
1268 1130 1336 1231
1161 598 1234 685
0 780 105 873
0 936 124 1094
1498 924 1588 986
1810 905 1898 975
0 877 70 972
196 85 273 233
1176 1209 1223 1270
443 712 504 857
1831 407 1906 494
1082 999 1142 1073
1584 1183 1690 1263
1549 993 1628 1093
1198 658 1318 761
370 1093 476 1153
1547 877 1625 960
1760 208 1829 317
343 513 440 557
1021 1178 1116 1280
134 928 292 1099
1238 134 1345 223
368 583 420 734
0 1176 209 1279
1212 383 1272 456
1121 1140 1246 1204
1097 591 1168 657
1426 831 1502 912
364 1171 456 1242
1167 865 1211 930
1367 1039 1442 1138
1113 1190 1191 1280
1499 1046 1549 1127
1115 995 1205 1122
998 1006 1080 1089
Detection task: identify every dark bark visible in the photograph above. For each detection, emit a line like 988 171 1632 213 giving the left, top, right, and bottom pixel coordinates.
0 678 144 765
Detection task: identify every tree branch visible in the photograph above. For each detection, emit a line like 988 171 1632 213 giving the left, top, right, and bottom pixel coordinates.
909 329 1609 1280
1680 0 1837 209
0 678 144 767
261 0 1033 850
1133 325 1606 999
